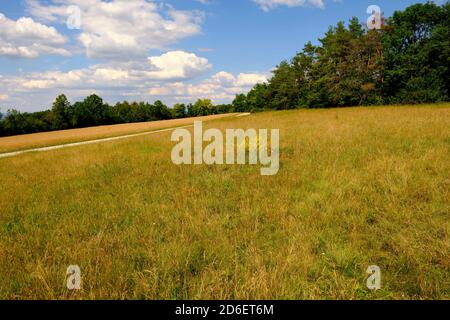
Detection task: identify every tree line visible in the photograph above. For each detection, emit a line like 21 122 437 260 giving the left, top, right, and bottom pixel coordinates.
233 2 449 110
1 2 448 137
0 96 234 136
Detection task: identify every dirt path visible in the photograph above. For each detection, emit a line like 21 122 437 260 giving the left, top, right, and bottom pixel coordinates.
0 113 249 159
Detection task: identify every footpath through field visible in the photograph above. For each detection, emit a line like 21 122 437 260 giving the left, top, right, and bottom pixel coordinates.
0 113 251 159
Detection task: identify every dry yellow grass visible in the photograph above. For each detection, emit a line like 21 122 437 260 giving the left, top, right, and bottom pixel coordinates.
0 104 448 300
0 113 238 153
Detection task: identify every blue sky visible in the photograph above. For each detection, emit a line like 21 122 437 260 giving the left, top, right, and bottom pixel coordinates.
0 0 434 112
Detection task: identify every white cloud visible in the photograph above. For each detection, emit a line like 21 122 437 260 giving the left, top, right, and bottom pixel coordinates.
27 0 204 59
252 0 325 11
0 12 69 58
0 1 271 110
0 51 219 109
0 66 267 110
236 73 267 86
148 71 267 104
146 51 211 80
211 71 237 86
7 51 210 91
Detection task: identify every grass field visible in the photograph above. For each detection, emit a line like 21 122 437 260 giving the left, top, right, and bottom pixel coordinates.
0 104 449 299
0 113 237 154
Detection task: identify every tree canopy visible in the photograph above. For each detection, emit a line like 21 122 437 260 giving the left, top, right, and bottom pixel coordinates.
0 95 234 137
232 1 449 112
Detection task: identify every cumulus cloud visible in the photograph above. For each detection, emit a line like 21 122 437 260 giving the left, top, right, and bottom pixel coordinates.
5 51 210 91
147 51 211 80
253 0 325 11
27 0 204 59
0 12 69 58
0 65 266 110
148 71 267 103
0 50 224 109
0 1 270 111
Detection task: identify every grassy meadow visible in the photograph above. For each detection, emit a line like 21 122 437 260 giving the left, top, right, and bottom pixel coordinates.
0 104 449 299
0 113 237 154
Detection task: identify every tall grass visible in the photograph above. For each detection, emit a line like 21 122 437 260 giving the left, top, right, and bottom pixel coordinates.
0 104 449 299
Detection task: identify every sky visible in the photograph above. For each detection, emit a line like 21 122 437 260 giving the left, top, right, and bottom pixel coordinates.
0 0 436 112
